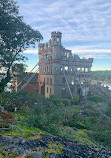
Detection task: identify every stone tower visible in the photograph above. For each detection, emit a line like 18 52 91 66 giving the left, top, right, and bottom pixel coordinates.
38 31 93 98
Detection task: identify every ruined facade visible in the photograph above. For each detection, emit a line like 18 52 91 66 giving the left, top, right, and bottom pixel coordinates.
38 32 93 98
12 73 39 93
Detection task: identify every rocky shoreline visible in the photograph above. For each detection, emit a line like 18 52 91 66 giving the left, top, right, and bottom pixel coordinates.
0 134 111 158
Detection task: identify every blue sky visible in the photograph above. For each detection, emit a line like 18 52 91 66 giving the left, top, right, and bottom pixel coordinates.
17 0 111 71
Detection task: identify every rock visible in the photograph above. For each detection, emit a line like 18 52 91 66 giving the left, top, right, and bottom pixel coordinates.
0 106 4 112
63 148 76 158
108 152 111 156
49 153 56 158
31 151 43 158
31 132 38 136
39 140 46 146
0 135 111 158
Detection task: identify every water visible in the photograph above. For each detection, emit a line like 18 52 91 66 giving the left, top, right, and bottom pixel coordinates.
102 83 111 90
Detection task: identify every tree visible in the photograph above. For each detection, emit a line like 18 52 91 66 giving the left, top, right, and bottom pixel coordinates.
11 63 27 79
0 0 43 92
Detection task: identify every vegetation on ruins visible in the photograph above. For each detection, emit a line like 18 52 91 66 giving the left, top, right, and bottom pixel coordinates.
0 0 43 92
0 92 111 152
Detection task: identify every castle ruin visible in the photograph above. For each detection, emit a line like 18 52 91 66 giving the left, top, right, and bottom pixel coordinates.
38 31 93 98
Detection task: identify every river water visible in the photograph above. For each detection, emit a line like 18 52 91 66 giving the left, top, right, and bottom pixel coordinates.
102 83 111 90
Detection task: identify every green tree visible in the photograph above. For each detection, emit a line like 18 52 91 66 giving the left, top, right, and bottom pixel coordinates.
0 0 43 92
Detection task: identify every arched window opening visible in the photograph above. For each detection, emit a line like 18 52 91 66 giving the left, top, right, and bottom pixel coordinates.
47 66 48 72
65 66 68 71
71 78 74 85
47 78 49 84
82 68 84 72
67 53 69 58
57 38 59 42
85 68 88 72
71 68 73 71
63 77 66 84
50 88 51 94
50 78 52 85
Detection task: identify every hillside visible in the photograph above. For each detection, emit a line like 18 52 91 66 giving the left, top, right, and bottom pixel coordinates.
92 70 111 83
0 92 111 157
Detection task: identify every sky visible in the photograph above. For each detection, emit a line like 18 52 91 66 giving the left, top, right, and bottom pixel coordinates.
17 0 111 71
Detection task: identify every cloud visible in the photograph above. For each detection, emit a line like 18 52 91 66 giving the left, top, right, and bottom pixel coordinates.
23 49 38 54
22 48 111 60
72 49 111 54
17 0 111 70
23 49 111 55
17 0 111 44
77 53 111 60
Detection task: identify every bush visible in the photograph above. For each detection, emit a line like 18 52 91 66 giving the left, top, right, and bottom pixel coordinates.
0 112 14 127
106 101 111 118
49 95 71 106
0 92 45 112
88 95 103 103
72 94 79 104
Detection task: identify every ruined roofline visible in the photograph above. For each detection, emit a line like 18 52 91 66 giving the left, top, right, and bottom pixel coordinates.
38 31 93 62
73 54 93 61
51 31 62 37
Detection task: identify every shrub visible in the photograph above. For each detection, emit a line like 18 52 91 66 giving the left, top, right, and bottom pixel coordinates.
88 95 103 103
72 94 79 104
0 92 45 112
0 112 14 127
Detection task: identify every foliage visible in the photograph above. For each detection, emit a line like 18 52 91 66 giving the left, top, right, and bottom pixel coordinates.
0 146 19 158
72 94 79 104
12 63 27 78
0 0 43 92
0 92 111 150
0 92 45 112
0 112 14 127
88 95 103 103
105 101 111 117
49 94 71 106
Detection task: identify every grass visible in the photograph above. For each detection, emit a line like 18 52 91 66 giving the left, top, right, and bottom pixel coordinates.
58 126 95 146
46 141 64 155
0 92 111 151
0 125 46 140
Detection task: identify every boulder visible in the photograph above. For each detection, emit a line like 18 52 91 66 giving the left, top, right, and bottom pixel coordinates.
63 148 76 158
0 106 4 112
31 151 43 158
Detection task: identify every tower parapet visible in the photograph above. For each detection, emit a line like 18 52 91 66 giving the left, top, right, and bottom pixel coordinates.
51 31 62 45
38 43 45 54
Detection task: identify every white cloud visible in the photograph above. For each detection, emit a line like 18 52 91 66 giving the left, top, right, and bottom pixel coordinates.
78 53 111 60
17 0 111 43
22 48 111 60
72 49 111 54
17 0 111 64
23 49 111 55
23 50 38 54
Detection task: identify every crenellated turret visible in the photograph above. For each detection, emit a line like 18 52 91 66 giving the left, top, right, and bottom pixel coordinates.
51 31 62 45
38 43 45 54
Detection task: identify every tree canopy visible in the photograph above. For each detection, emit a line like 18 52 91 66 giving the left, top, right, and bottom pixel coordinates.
0 0 43 92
